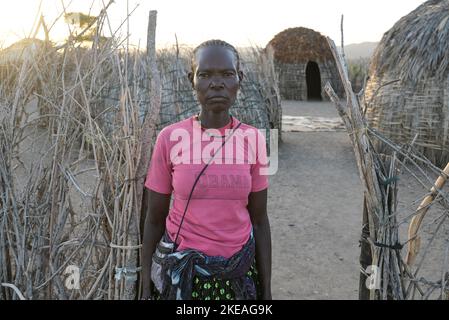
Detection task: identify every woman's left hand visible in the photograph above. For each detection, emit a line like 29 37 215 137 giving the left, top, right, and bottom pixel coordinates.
261 292 272 300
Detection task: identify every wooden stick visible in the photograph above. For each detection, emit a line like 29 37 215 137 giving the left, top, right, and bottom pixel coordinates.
1 283 26 300
325 36 403 300
134 10 162 299
406 162 449 266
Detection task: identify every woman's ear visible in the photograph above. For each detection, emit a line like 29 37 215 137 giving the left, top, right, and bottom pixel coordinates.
188 71 195 88
238 70 244 84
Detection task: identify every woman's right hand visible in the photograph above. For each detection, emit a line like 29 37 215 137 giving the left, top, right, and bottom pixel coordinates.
141 280 155 300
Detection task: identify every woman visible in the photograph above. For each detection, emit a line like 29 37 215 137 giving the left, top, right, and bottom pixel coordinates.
141 39 271 300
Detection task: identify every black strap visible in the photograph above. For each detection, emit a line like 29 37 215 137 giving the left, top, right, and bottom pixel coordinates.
373 241 403 250
173 120 243 250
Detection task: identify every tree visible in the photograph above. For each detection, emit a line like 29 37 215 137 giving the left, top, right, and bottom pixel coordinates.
64 12 108 45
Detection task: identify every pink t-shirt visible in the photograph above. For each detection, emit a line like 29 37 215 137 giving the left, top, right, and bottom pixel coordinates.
144 115 269 258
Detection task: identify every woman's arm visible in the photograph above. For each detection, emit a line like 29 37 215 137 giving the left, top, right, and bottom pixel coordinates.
247 188 272 300
141 187 171 299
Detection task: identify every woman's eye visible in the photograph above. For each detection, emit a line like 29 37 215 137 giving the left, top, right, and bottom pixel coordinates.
198 73 208 78
224 72 235 77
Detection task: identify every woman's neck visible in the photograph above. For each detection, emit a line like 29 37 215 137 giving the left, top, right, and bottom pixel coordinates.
198 111 231 129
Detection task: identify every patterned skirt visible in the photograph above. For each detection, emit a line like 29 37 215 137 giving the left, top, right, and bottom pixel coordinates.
153 264 259 300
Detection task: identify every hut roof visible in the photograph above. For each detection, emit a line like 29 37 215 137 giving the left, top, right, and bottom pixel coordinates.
0 38 48 65
369 0 449 82
266 27 333 64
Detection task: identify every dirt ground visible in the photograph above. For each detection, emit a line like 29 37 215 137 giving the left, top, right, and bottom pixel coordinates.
269 100 363 299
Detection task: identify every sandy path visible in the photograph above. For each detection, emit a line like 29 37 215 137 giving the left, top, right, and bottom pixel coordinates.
281 100 341 117
269 101 363 299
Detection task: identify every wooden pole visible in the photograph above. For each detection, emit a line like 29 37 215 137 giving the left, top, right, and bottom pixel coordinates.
134 10 161 300
325 37 391 300
359 197 372 300
406 162 449 266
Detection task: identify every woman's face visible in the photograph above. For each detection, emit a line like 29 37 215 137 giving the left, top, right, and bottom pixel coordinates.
189 46 243 113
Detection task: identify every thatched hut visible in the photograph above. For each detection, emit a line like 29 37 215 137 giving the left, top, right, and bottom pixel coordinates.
266 27 343 101
364 0 449 166
0 38 57 127
0 38 49 88
0 38 48 64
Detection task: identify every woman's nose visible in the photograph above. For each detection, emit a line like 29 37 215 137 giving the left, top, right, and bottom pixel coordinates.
210 77 225 88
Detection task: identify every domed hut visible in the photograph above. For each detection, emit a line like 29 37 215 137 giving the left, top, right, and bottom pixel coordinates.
266 27 343 101
0 38 56 126
364 0 449 166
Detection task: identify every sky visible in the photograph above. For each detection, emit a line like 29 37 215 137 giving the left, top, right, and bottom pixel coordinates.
0 0 428 49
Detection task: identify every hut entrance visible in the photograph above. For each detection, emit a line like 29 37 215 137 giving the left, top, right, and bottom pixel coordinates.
306 61 322 100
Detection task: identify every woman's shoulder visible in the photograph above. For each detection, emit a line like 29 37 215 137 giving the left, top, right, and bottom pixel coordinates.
234 119 267 138
157 117 193 138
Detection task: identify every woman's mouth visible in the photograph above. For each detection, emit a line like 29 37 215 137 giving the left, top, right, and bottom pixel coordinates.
207 96 229 102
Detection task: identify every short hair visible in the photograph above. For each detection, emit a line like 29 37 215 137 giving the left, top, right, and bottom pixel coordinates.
191 39 240 71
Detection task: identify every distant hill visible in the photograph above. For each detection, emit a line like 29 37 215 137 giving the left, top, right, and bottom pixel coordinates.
244 41 378 61
339 42 378 60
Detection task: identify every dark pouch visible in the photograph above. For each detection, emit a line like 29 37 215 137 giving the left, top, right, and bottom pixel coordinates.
151 238 174 294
